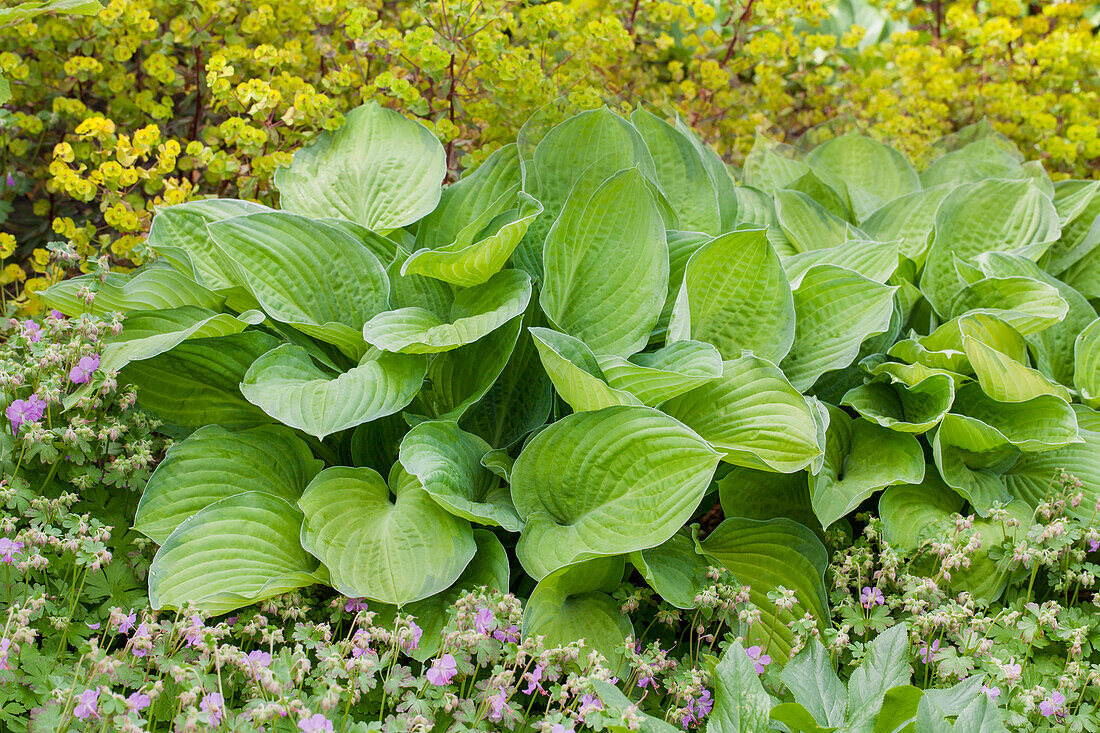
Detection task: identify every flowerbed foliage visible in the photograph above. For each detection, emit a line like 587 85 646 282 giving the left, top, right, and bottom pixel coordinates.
7 0 1100 313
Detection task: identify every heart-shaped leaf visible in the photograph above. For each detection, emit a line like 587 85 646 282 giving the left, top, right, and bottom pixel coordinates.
529 327 641 412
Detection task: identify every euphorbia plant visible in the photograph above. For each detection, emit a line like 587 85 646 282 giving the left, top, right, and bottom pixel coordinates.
40 102 1100 671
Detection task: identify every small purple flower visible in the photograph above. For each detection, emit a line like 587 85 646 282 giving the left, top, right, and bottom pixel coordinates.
343 598 368 613
695 690 713 718
118 610 136 634
22 320 41 343
1089 539 1099 553
919 638 940 664
980 685 1000 700
299 713 334 732
4 173 14 187
69 354 100 384
0 638 12 670
225 616 238 627
402 621 422 651
577 693 603 722
474 607 495 635
49 309 65 320
426 653 458 686
488 689 509 722
551 725 574 733
185 615 205 647
860 586 885 610
493 624 520 644
86 622 100 630
248 649 272 669
1039 690 1066 718
636 675 654 690
126 692 151 712
0 538 24 564
200 692 224 725
681 708 697 728
745 645 771 674
131 623 151 657
74 688 100 720
7 395 46 434
523 664 545 695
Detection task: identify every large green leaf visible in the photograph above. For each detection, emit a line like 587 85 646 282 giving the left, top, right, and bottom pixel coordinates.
780 640 846 728
920 138 1025 189
274 101 446 231
668 228 796 363
920 179 1060 316
596 340 723 406
149 491 321 613
632 107 722 234
656 230 710 339
511 405 720 579
805 133 919 222
629 529 709 610
878 473 964 554
696 518 829 662
121 331 280 431
931 414 1017 513
808 407 925 529
673 116 739 229
950 384 1080 452
841 370 956 434
743 134 811 194
41 270 223 317
718 468 821 536
780 265 896 391
239 344 427 440
135 425 322 544
541 168 668 356
1075 318 1100 407
1047 180 1100 273
398 420 523 531
707 640 774 733
207 212 389 356
362 270 531 354
1003 421 1100 518
776 190 851 252
782 239 900 288
860 186 952 262
523 557 633 673
529 327 641 411
846 624 911 725
662 355 824 473
962 335 1073 403
946 275 1068 336
298 466 476 605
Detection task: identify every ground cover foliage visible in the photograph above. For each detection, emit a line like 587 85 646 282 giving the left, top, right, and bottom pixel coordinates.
2 91 1097 730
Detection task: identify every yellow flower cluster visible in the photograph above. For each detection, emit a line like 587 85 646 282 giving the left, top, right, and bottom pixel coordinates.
2 0 1100 315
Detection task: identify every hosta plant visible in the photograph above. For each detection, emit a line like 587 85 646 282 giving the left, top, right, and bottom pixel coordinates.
40 100 1100 671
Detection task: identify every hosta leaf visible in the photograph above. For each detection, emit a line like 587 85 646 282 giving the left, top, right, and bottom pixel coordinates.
656 230 711 339
931 414 1017 513
920 138 1025 188
738 185 797 257
398 420 523 531
788 168 850 221
42 270 223 317
808 407 925 529
696 518 829 662
878 473 965 553
1077 319 1100 407
743 134 810 194
953 696 1008 733
541 168 668 356
805 133 919 222
362 270 531 354
1048 180 1100 273
946 275 1068 335
135 424 322 544
239 344 426 440
668 228 796 363
632 107 721 234
673 116 739 229
387 248 454 315
629 529 709 610
121 332 280 431
208 212 389 356
149 491 321 613
776 190 851 252
780 265 897 391
1063 245 1100 298
146 198 272 292
951 384 1080 451
782 239 900 288
662 355 824 473
707 640 774 733
1003 421 1100 517
524 557 633 672
860 186 952 262
596 340 723 406
406 315 522 420
274 101 446 231
298 466 476 605
511 406 720 579
99 306 264 373
718 468 820 536
962 335 1073 403
920 179 1060 316
841 372 955 434
530 327 642 411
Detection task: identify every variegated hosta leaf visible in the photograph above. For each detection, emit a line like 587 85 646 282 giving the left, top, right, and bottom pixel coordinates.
662 355 825 473
920 137 1025 189
595 340 723 406
362 270 531 354
41 270 224 317
149 491 322 613
805 132 920 222
672 116 739 229
239 344 427 440
808 406 925 529
667 228 796 363
135 424 322 544
511 406 720 579
523 557 633 673
920 179 1060 316
529 327 641 411
146 198 272 293
398 420 523 531
788 168 849 220
298 466 476 605
541 168 668 357
274 101 446 231
780 264 897 391
207 211 390 357
629 529 709 610
1075 318 1100 407
696 518 829 663
121 332 281 431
